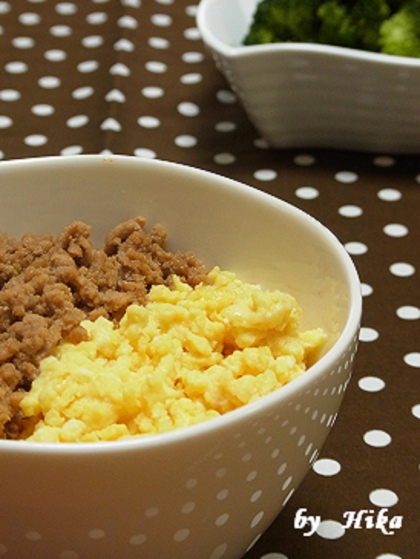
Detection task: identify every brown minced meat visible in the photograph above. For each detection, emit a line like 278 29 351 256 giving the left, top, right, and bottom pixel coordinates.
0 217 208 439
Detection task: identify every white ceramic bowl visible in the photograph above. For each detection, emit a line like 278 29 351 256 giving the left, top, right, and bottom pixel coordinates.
0 155 361 559
197 0 420 153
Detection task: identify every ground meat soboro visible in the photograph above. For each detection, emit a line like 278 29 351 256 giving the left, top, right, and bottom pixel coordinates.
0 217 208 439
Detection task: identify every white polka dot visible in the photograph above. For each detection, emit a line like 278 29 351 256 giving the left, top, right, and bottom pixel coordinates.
118 15 138 28
105 89 125 102
378 188 402 201
313 458 341 476
142 86 164 98
114 38 135 52
134 148 156 158
375 554 402 559
88 529 105 539
0 2 11 14
216 489 229 500
383 223 409 237
138 116 160 128
258 138 272 149
411 404 420 419
215 121 237 132
66 115 89 128
345 241 368 255
184 27 200 40
56 3 78 15
254 169 277 181
358 376 385 392
122 0 141 6
151 14 172 26
181 501 195 514
250 511 264 528
361 283 373 296
109 63 130 76
210 543 228 559
316 519 345 539
214 153 236 165
5 61 28 73
174 135 197 148
0 89 20 101
0 116 13 128
173 528 190 542
215 513 229 527
145 61 167 73
282 476 293 491
335 171 359 184
363 430 392 447
25 531 41 541
260 554 288 559
369 488 399 507
396 305 420 320
293 154 316 166
38 76 61 88
182 51 204 63
44 49 67 62
185 5 197 16
86 12 108 25
24 134 48 146
82 35 104 48
145 507 159 518
389 262 415 277
31 104 55 116
216 467 227 478
250 489 263 502
404 352 420 368
72 86 94 100
216 89 236 104
101 118 122 131
12 36 35 49
61 145 83 155
295 186 319 199
339 205 363 217
359 327 379 342
180 72 202 84
77 60 99 72
373 155 396 167
19 12 42 25
50 24 72 37
178 102 200 117
129 534 147 545
148 37 170 49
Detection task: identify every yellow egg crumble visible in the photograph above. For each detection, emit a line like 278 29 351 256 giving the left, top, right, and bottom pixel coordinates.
20 267 326 442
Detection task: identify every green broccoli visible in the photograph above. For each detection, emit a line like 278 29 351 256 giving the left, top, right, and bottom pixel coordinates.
379 1 420 56
243 0 324 46
317 0 391 51
243 0 420 58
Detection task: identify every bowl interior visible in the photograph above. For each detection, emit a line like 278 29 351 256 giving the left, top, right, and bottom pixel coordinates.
1 155 359 358
197 0 258 50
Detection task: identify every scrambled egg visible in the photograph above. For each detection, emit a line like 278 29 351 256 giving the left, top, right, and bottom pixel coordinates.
20 268 326 443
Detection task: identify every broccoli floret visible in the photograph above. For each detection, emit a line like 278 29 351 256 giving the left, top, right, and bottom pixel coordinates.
317 0 391 51
243 0 420 58
243 0 324 46
379 1 420 57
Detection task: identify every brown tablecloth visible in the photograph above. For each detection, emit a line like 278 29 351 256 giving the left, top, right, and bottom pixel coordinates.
1 2 419 558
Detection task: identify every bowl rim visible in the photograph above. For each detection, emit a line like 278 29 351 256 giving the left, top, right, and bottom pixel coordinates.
0 154 362 455
196 0 420 67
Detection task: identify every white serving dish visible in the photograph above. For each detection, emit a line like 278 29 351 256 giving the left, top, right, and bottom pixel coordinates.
197 0 420 153
0 155 361 559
